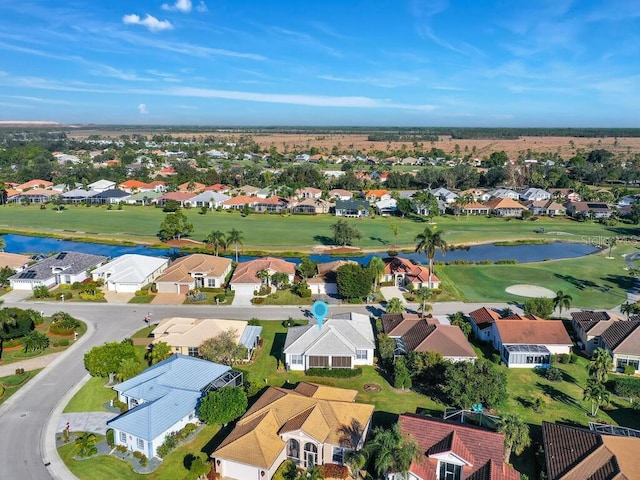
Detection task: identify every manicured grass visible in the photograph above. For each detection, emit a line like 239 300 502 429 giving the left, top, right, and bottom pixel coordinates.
128 295 155 304
63 377 114 413
131 325 156 339
257 290 313 306
0 369 41 406
1 204 637 250
438 245 635 308
58 425 220 480
183 291 235 305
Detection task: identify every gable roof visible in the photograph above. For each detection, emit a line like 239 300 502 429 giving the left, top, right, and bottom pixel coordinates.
151 317 255 349
15 179 53 191
92 254 168 284
156 254 231 284
10 251 107 282
213 383 374 469
571 311 613 335
542 421 639 480
485 197 527 210
187 191 230 204
88 179 116 190
384 256 440 284
468 307 502 330
399 414 519 480
231 257 296 284
495 319 572 345
600 320 640 354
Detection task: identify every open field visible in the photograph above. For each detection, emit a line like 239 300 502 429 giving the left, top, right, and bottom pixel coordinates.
438 245 636 308
1 204 638 251
66 130 640 157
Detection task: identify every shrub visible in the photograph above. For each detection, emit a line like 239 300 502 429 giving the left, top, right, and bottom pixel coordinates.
179 423 197 439
319 464 349 479
252 297 265 305
3 338 23 348
79 292 103 301
186 292 207 303
115 444 127 453
544 366 563 382
624 365 636 376
106 429 114 448
113 398 128 413
157 431 179 458
0 308 36 340
33 286 50 298
52 341 59 347
272 460 297 480
569 353 577 364
305 367 362 378
607 377 640 400
59 339 70 347
556 353 570 364
59 291 73 300
15 368 24 375
491 353 503 365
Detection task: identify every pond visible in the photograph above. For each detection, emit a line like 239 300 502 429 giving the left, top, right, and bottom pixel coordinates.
1 234 599 265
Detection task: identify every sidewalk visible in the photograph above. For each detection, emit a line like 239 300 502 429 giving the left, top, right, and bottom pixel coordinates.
0 352 62 377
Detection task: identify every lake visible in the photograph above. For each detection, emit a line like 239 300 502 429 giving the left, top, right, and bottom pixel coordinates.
1 234 599 265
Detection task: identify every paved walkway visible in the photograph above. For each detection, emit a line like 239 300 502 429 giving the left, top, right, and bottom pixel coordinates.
380 286 407 304
57 412 117 435
0 352 62 377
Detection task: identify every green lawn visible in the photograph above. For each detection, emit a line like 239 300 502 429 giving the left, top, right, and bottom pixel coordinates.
438 245 636 308
128 295 155 304
257 290 314 306
63 377 114 413
1 204 637 250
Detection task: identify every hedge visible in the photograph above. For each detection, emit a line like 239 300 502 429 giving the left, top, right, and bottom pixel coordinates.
607 377 640 400
305 367 362 378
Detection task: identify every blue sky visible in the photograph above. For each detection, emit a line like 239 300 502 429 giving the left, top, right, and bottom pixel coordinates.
0 0 638 126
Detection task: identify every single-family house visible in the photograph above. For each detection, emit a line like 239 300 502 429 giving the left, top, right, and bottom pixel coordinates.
145 181 167 193
177 182 206 193
155 254 232 294
381 313 477 362
107 355 242 459
328 189 353 201
548 188 581 202
295 153 311 162
306 260 356 295
335 199 369 217
91 254 168 293
520 187 551 202
9 251 107 291
230 257 296 296
489 188 520 200
255 187 275 199
570 311 614 355
86 189 131 205
525 199 566 216
364 189 390 202
254 196 289 213
87 179 116 192
9 188 57 204
61 189 97 204
14 179 53 191
382 256 440 289
375 197 397 216
600 319 640 374
493 319 572 368
295 187 322 199
468 306 502 342
459 201 489 216
542 422 640 480
204 183 231 193
212 383 374 479
283 312 375 370
396 414 520 480
485 197 527 217
566 201 613 219
186 191 230 209
118 180 149 193
231 185 260 196
221 195 258 210
125 191 163 205
156 192 196 207
292 198 330 214
430 187 459 204
460 188 491 202
151 317 262 360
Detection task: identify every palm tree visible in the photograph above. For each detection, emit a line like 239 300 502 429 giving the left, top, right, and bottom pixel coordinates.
362 424 419 479
498 414 531 463
415 287 433 319
22 330 49 352
621 301 634 319
386 297 405 314
583 378 610 416
414 227 447 289
345 450 367 480
227 228 244 262
450 311 472 337
75 432 98 458
257 269 271 286
296 465 324 480
389 224 399 246
146 341 171 365
117 357 142 382
553 290 573 318
607 236 617 258
588 348 613 383
501 307 514 317
368 256 385 292
206 230 227 256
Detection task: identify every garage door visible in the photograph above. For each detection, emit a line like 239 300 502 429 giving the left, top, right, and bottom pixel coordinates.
232 284 258 295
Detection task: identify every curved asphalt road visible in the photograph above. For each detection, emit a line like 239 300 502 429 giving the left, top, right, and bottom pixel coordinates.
0 301 517 480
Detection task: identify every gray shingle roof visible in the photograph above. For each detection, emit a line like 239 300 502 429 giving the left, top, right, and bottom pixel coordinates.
9 251 107 282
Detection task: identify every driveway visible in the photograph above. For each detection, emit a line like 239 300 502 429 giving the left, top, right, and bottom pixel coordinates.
103 291 135 304
380 286 407 304
0 289 32 303
58 412 117 435
232 292 254 306
151 293 186 304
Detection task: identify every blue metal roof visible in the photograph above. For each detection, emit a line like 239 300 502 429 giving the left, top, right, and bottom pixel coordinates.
239 325 262 350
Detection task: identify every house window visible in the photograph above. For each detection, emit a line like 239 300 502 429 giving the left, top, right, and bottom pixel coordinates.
137 438 144 449
331 356 352 368
356 350 368 360
593 337 600 345
207 279 216 287
188 347 199 357
290 355 303 365
439 462 462 480
308 356 329 368
120 432 127 443
304 443 318 468
332 446 345 464
287 439 300 460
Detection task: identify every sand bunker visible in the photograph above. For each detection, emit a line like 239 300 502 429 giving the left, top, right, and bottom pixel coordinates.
505 284 556 298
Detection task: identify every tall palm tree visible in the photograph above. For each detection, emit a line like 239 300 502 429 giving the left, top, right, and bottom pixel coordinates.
257 269 271 286
415 287 433 319
206 230 226 256
588 348 613 383
227 228 244 262
414 227 447 289
553 290 573 318
22 330 49 352
389 224 399 246
146 341 171 365
621 301 634 319
368 256 385 292
607 236 617 258
498 414 531 463
362 424 419 479
584 378 610 416
386 297 405 314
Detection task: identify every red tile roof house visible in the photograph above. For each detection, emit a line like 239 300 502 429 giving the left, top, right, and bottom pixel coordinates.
381 313 477 362
118 179 148 193
492 319 573 368
468 307 503 342
204 183 231 193
15 179 54 191
382 256 441 289
485 197 527 217
221 195 258 210
398 414 520 480
230 257 296 296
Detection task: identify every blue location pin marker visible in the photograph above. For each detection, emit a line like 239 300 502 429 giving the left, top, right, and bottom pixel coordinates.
311 301 328 330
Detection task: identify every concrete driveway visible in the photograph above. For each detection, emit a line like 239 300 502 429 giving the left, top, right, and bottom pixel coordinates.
58 412 117 435
380 286 407 304
151 293 186 304
232 293 254 306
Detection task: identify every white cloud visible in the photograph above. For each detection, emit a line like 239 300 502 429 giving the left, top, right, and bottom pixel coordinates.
196 1 208 12
122 14 173 33
162 0 192 13
138 103 148 114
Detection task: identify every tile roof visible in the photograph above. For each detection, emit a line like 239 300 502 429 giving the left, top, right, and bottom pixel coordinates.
384 256 440 284
15 179 53 190
213 383 374 469
495 319 572 346
468 307 502 329
600 320 640 353
9 251 107 282
542 421 639 480
231 257 295 284
222 194 257 206
156 254 231 284
399 414 519 480
151 317 249 349
485 197 527 210
158 191 196 202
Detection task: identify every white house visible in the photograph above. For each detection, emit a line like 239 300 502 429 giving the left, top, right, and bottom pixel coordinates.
91 254 169 293
520 187 552 202
87 179 117 192
9 251 107 291
186 191 231 209
107 355 242 459
489 188 520 200
430 187 459 204
283 313 375 371
375 198 397 216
